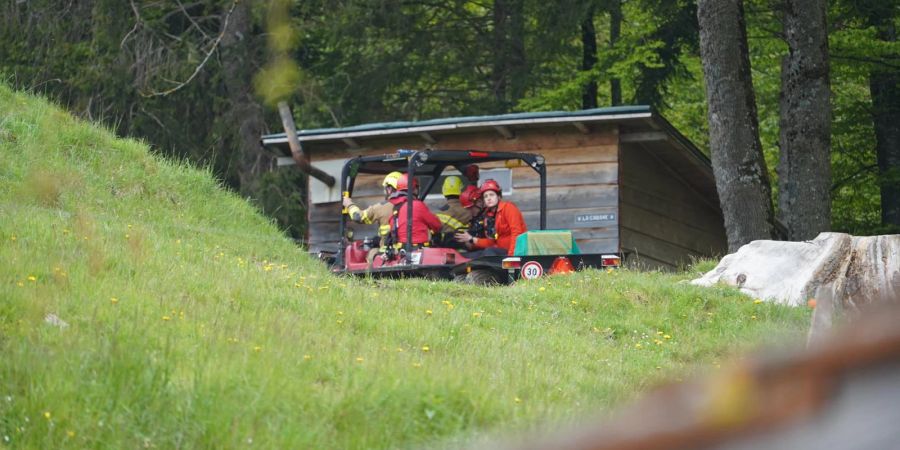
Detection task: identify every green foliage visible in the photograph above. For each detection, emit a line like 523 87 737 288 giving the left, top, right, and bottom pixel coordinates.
0 0 893 238
0 86 810 448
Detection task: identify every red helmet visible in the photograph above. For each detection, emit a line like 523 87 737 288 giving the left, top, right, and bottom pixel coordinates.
396 173 419 191
463 165 480 183
460 185 479 208
479 179 501 196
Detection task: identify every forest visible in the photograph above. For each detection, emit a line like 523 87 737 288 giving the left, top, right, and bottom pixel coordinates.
2 0 897 245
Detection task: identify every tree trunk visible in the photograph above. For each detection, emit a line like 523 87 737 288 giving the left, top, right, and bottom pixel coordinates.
491 0 526 113
218 0 268 196
777 0 831 241
609 0 622 106
581 5 598 109
697 0 776 252
870 21 900 227
507 0 526 105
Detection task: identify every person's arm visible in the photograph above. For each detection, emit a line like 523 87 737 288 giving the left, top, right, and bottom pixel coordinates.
420 201 443 233
506 203 527 241
453 230 494 248
346 202 380 224
504 202 528 255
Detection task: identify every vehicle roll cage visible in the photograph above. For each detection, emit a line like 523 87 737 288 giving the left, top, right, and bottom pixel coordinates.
337 149 547 267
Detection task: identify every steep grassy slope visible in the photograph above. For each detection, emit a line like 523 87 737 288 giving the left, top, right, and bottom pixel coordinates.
0 84 810 449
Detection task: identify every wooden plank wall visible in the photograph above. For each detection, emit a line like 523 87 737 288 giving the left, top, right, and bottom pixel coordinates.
305 125 621 254
619 141 727 269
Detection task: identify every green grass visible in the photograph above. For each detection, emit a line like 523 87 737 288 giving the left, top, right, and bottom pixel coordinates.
0 84 810 449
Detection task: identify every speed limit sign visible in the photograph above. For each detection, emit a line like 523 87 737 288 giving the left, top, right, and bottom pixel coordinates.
521 261 544 280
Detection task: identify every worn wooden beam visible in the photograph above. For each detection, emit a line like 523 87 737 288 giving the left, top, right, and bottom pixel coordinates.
277 101 335 187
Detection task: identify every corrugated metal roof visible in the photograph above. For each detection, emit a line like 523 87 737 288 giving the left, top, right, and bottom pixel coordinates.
261 105 652 143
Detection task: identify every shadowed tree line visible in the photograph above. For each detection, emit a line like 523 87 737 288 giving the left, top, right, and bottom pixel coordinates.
1 0 896 245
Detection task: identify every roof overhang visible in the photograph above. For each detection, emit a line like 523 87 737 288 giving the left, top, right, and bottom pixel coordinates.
261 106 719 207
261 106 654 148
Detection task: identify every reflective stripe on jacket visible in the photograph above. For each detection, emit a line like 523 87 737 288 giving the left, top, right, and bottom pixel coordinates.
347 201 393 237
436 198 472 234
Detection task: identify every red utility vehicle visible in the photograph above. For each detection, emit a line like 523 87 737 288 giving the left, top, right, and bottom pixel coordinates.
323 149 619 284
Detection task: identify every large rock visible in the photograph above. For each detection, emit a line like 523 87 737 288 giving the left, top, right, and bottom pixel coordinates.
691 233 900 308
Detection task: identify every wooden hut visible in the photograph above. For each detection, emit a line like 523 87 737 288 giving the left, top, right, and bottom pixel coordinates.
262 106 727 269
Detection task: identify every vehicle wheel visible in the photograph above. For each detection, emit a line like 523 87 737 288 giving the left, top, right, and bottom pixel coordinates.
422 269 449 281
466 269 499 285
452 273 468 283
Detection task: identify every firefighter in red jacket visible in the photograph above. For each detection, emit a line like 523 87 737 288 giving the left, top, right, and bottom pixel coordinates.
387 174 442 248
454 179 527 256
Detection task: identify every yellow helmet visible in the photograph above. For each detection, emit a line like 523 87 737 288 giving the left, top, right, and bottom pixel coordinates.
383 171 403 189
442 175 464 196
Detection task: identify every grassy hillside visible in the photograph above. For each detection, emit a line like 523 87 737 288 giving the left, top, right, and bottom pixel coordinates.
0 84 810 449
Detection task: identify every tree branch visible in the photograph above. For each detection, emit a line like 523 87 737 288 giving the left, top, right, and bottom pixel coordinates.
120 0 142 49
832 53 900 70
139 0 238 98
832 164 879 192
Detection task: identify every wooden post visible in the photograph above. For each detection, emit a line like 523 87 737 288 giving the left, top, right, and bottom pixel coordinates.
277 101 336 187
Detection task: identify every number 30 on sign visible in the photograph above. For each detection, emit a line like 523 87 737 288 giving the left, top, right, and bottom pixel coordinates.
521 261 544 280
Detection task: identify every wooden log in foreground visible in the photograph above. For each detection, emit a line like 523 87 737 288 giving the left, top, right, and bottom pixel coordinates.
277 101 335 187
474 300 900 450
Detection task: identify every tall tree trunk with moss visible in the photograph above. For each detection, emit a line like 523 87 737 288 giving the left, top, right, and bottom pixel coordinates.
869 14 900 227
698 0 776 252
608 0 622 106
778 0 831 240
492 0 526 113
218 0 268 196
581 5 598 109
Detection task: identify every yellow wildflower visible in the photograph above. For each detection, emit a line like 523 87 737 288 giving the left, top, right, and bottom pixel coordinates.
254 346 262 352
67 430 76 438
43 412 51 419
412 362 422 368
356 357 364 362
27 275 36 282
635 343 643 349
422 345 430 352
303 354 312 360
664 335 671 340
162 316 171 321
110 297 118 304
472 312 481 318
753 299 764 304
425 309 433 315
538 287 546 292
514 397 522 403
